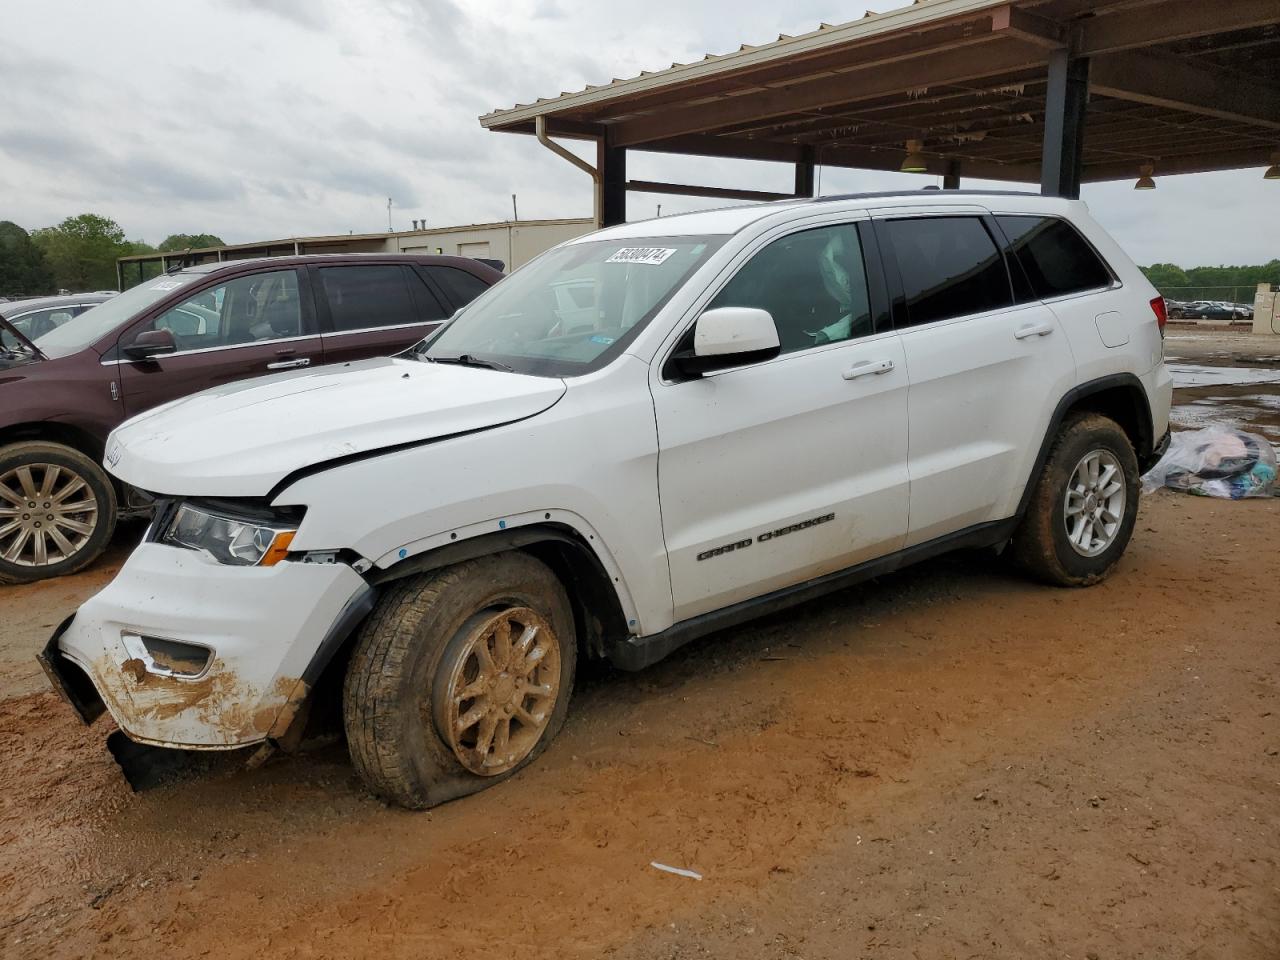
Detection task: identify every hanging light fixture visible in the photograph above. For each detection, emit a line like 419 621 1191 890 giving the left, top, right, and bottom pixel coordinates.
900 139 928 174
1134 163 1156 190
1265 151 1280 180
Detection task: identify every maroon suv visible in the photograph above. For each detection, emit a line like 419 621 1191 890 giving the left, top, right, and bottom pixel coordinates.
0 253 501 584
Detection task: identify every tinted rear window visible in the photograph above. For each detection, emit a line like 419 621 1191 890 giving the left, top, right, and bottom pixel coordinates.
997 216 1113 302
883 217 1012 326
319 265 416 332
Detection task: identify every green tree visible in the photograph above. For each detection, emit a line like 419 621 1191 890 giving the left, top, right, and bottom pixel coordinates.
1142 260 1280 302
157 233 224 252
1140 263 1188 290
0 221 55 297
30 214 132 291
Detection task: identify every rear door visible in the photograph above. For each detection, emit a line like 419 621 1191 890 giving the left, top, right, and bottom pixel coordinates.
117 267 322 417
312 263 450 363
874 210 1077 545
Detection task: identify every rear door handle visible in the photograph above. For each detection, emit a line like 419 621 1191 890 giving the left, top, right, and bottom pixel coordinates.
1014 322 1055 340
267 358 311 370
842 358 896 381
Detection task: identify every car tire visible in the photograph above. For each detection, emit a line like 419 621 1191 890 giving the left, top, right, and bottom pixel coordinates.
1010 413 1140 588
0 441 118 585
343 552 576 809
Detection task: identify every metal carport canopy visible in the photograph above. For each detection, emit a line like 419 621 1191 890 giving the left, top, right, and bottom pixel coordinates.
479 0 1280 224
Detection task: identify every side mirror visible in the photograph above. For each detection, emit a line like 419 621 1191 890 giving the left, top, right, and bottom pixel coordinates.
672 306 781 377
123 328 177 361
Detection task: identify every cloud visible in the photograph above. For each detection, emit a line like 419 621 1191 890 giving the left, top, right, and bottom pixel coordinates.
0 0 1273 266
225 0 333 32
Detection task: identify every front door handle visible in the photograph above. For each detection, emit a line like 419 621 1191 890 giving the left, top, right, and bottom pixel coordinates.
267 357 311 370
1014 322 1055 340
843 358 896 381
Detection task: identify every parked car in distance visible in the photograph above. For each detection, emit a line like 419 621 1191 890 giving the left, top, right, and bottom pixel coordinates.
1 294 116 348
0 254 501 584
42 192 1172 807
1173 301 1245 322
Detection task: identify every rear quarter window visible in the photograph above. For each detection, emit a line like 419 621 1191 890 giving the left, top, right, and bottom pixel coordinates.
428 266 493 308
997 216 1114 302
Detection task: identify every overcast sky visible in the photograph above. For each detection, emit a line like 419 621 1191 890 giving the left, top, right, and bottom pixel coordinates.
2 0 1274 266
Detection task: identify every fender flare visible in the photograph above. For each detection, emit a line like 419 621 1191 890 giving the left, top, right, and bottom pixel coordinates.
368 519 638 658
1014 372 1156 520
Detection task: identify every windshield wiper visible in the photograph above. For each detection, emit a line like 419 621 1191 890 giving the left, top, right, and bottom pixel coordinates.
428 353 513 372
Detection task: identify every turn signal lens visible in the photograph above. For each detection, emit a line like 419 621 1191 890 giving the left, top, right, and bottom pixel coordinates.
260 531 296 567
1150 296 1167 337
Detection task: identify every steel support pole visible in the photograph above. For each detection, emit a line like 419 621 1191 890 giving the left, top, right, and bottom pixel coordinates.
943 160 962 190
794 145 816 197
1040 48 1090 199
599 137 627 227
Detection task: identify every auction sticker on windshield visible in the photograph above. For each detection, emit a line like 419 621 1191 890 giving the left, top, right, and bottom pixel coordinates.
149 278 192 291
607 247 677 266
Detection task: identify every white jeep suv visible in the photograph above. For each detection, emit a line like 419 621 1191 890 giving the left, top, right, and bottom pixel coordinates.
41 192 1172 807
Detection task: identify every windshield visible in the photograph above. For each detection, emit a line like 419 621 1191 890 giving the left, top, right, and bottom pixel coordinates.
33 274 200 358
421 235 725 376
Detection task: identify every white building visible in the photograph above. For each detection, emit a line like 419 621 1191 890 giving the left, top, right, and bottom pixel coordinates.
117 218 594 288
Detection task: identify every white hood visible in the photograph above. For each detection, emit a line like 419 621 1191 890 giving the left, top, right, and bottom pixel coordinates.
107 357 566 497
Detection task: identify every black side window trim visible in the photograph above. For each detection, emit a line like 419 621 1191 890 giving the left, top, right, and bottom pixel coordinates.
856 220 894 334
410 264 456 314
872 213 1016 330
402 265 450 323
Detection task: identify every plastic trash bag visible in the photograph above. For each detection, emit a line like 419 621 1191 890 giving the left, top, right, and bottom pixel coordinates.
1142 428 1278 499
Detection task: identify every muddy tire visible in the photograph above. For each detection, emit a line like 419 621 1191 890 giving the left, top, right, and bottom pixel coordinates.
1011 413 1140 587
0 441 118 585
343 553 576 809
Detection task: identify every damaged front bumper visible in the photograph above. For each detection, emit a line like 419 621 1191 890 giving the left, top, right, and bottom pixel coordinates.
41 542 373 750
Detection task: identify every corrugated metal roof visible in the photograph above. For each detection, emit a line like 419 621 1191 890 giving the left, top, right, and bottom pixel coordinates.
479 0 1009 128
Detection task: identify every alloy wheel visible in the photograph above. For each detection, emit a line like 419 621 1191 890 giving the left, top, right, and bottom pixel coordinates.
439 606 562 776
1063 448 1126 558
0 463 99 568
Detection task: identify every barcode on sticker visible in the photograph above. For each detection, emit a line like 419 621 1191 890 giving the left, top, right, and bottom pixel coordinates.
607 247 676 266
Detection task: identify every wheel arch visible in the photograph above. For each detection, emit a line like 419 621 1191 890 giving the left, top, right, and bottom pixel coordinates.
1016 373 1154 520
0 421 106 461
285 522 635 748
367 523 631 660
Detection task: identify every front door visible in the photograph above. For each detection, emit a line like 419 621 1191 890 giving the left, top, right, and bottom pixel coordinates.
652 221 910 623
117 267 323 417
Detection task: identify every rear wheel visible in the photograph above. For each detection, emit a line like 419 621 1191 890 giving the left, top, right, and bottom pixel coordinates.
1011 413 1140 587
343 553 576 809
0 442 118 585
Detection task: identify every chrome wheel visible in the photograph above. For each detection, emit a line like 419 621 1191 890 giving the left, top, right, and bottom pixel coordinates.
440 606 562 776
1063 449 1126 558
0 463 99 568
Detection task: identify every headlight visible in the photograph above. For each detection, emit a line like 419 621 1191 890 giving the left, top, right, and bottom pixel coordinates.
162 503 297 567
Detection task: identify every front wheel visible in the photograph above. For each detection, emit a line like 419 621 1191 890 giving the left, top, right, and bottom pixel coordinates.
1011 413 1140 587
343 553 576 809
0 441 118 585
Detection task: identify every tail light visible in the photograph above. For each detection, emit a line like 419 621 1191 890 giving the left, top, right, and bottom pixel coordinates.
1150 296 1167 337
